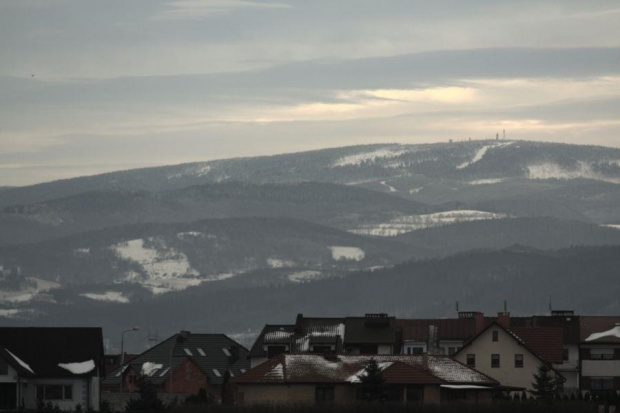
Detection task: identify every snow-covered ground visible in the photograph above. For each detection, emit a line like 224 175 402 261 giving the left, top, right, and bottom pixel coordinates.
602 224 620 230
333 148 409 167
112 238 200 294
468 178 505 185
0 278 61 304
351 210 507 236
329 246 365 261
528 162 620 183
167 163 211 180
267 258 296 269
0 308 21 317
80 291 129 303
457 142 512 169
288 270 322 283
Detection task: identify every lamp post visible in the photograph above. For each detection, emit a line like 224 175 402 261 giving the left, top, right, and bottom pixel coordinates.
119 327 140 392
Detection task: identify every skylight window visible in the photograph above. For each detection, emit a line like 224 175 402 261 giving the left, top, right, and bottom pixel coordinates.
197 348 206 356
222 348 232 357
159 367 171 377
240 369 246 374
212 369 222 377
183 348 193 356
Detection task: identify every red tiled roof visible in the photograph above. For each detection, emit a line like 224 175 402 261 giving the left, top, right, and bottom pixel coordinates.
511 327 564 364
580 316 620 343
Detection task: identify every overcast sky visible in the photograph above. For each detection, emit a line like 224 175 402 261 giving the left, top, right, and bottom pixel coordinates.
1 0 620 186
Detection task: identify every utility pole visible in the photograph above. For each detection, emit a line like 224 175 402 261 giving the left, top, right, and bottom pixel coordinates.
119 327 140 392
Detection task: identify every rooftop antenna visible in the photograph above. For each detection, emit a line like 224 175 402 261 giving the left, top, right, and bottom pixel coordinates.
503 129 506 140
503 300 508 312
549 296 553 313
456 301 460 313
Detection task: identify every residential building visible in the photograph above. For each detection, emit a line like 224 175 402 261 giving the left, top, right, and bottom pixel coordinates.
248 314 396 368
453 318 564 392
579 316 620 395
233 354 498 405
102 331 249 405
0 327 104 411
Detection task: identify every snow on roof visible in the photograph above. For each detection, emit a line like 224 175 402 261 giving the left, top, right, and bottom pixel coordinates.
6 348 35 374
345 362 393 383
586 326 620 342
265 363 284 380
141 362 164 377
264 330 293 343
58 360 95 375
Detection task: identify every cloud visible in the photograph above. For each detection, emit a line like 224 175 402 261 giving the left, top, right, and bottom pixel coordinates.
152 0 291 20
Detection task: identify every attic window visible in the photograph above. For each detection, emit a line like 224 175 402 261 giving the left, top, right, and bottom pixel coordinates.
159 367 171 377
222 348 232 357
197 348 206 357
183 348 193 356
212 369 222 377
492 331 499 342
240 369 246 374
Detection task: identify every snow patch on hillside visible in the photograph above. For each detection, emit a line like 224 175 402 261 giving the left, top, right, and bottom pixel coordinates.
329 246 365 261
112 238 200 294
528 162 620 183
602 224 620 230
333 148 409 167
80 291 129 303
381 181 397 192
0 309 21 317
468 178 505 185
457 142 513 169
351 210 507 236
267 258 295 269
167 163 211 180
0 278 60 304
288 271 322 283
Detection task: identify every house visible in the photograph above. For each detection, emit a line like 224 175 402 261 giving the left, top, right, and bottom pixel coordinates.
397 311 490 355
579 316 620 395
453 317 564 393
248 314 396 368
0 327 104 411
233 354 498 405
102 331 249 407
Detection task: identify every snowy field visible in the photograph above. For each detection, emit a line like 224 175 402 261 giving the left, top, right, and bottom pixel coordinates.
351 210 507 236
329 246 365 261
80 291 129 303
528 162 620 183
457 142 513 169
288 270 322 283
0 277 60 304
333 148 409 167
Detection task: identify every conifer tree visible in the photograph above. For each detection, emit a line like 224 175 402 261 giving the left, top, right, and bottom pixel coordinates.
358 358 387 401
221 370 235 405
532 363 557 402
126 376 166 412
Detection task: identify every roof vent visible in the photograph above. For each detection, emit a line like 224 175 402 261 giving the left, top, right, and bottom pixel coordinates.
364 313 389 327
458 311 482 319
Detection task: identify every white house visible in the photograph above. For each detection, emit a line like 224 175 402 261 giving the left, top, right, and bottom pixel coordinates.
0 327 103 411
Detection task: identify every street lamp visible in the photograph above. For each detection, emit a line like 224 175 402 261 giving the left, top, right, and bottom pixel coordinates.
119 327 140 392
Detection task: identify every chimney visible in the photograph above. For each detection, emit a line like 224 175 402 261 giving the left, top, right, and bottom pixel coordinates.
427 325 438 354
474 312 485 334
229 345 240 361
497 312 510 329
179 330 190 341
295 313 304 334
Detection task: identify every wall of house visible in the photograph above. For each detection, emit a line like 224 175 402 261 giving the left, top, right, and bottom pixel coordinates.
163 358 209 397
423 385 441 404
237 384 356 405
378 345 392 355
23 377 91 411
454 327 543 391
580 344 620 391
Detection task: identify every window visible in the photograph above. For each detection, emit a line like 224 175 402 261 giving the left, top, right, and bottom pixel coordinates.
159 367 171 377
515 354 524 368
212 369 222 377
312 345 332 354
466 354 476 367
197 348 206 356
407 347 424 355
448 347 459 355
37 385 72 400
359 345 378 354
267 345 286 359
492 331 499 342
0 358 8 375
315 386 335 403
183 348 193 356
222 348 232 357
491 354 500 368
590 349 614 360
591 378 614 390
239 369 247 374
562 348 569 362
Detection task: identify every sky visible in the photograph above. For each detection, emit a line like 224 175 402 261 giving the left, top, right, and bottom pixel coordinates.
1 0 620 186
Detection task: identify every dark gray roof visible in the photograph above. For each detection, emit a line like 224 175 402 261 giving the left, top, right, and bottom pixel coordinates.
248 325 295 358
103 332 249 387
344 316 396 345
0 327 103 378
